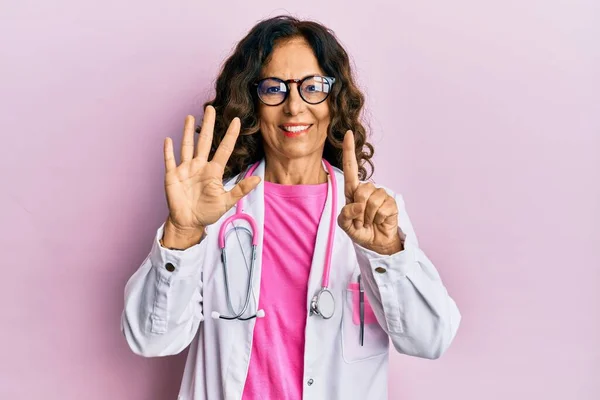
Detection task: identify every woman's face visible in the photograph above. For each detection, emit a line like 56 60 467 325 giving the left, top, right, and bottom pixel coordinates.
257 37 331 162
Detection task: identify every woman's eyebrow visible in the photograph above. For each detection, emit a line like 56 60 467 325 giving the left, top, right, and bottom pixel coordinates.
259 73 323 80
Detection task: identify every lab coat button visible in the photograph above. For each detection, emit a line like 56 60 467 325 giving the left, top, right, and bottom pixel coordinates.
375 266 387 274
307 378 314 386
165 263 176 272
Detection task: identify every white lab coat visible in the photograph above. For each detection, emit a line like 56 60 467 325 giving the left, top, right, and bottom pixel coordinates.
121 159 461 400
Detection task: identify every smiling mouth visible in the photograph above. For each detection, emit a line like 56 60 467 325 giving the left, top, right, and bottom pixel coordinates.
279 124 312 137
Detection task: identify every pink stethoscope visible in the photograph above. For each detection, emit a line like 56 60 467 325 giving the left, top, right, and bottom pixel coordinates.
211 159 337 321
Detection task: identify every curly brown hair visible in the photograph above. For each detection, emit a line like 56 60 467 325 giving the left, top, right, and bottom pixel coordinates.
200 15 374 183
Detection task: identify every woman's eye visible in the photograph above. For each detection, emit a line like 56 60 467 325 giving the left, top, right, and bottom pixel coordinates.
305 85 317 92
265 86 280 94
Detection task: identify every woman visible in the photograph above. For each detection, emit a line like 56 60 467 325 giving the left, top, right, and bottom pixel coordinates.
121 15 461 400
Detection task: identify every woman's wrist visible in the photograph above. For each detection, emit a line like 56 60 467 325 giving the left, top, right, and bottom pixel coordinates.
161 218 206 250
365 233 405 255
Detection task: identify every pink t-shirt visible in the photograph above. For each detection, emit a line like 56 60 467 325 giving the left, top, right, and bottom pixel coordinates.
241 180 328 400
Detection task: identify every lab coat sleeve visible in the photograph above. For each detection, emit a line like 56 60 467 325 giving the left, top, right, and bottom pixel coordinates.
353 192 461 360
120 222 207 357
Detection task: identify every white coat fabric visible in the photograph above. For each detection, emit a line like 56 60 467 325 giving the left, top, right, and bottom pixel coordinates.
121 159 461 400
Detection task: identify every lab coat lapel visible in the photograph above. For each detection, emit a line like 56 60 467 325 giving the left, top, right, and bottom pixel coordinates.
222 159 266 400
305 166 333 310
302 164 347 369
305 163 346 306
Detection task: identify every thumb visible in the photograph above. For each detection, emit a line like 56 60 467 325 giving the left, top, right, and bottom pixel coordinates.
227 176 261 205
337 202 364 232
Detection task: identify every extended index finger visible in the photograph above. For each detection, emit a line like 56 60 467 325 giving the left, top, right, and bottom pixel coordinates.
343 130 360 199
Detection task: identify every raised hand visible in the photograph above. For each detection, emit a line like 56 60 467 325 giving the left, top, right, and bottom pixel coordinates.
161 106 261 249
337 130 405 255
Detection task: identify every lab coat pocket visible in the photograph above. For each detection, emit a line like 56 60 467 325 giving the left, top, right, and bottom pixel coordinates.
347 283 378 325
341 284 389 363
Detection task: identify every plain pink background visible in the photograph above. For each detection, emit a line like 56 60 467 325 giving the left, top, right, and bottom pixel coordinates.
1 0 598 399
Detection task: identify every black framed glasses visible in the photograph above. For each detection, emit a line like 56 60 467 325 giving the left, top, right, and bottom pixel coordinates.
254 75 336 106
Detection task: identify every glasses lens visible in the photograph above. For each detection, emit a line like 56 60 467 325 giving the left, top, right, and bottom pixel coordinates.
300 76 333 104
257 78 287 105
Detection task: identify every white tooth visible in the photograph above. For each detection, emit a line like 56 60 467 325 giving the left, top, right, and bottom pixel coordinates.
283 125 309 132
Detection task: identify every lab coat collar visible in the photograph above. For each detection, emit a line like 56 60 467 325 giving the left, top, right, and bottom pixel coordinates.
238 158 344 212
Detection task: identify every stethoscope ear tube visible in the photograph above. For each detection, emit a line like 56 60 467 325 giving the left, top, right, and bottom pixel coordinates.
211 309 265 320
216 245 262 320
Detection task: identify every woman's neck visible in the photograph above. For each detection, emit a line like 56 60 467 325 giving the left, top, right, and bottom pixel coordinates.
263 156 328 185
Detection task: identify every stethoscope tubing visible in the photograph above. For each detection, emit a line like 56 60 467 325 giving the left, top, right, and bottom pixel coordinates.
214 159 337 321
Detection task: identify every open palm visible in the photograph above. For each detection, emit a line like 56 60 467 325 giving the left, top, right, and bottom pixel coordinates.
164 106 261 233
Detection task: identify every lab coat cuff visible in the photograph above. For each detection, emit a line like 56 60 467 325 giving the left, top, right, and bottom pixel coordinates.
353 234 418 282
150 223 205 278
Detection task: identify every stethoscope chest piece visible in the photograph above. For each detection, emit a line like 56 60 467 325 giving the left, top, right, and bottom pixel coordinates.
310 288 335 319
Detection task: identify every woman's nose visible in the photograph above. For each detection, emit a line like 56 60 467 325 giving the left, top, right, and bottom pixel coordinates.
283 84 305 116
